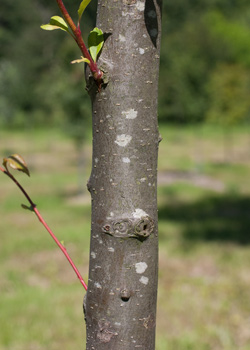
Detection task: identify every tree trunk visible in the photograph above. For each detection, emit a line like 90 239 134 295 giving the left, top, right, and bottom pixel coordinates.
84 1 162 349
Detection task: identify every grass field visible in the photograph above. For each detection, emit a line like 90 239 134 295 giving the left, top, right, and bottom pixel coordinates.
1 124 250 350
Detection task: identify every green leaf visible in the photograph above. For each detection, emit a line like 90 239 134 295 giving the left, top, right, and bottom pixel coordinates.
50 16 69 31
88 27 104 62
41 16 70 33
41 24 60 31
71 56 90 65
3 154 30 177
78 0 92 22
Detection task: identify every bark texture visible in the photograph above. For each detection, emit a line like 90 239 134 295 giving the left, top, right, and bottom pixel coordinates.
85 1 162 349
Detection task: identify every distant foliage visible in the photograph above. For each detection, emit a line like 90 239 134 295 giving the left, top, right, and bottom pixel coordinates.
206 64 250 125
1 0 250 125
159 0 250 123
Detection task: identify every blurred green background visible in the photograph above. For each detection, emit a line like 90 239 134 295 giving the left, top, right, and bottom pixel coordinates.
1 0 250 349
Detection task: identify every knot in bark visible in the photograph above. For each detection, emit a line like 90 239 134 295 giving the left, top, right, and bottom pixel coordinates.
102 216 154 239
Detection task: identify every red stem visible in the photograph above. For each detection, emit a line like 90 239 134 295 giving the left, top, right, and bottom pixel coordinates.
33 206 88 291
56 0 103 83
0 166 87 291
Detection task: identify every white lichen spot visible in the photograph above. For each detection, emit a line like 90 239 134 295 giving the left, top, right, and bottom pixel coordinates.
94 158 99 163
139 48 145 55
114 322 121 326
94 282 102 289
119 34 126 42
136 1 145 11
122 11 129 17
108 247 115 252
140 276 149 285
106 114 111 119
150 28 158 37
91 251 96 259
122 157 131 163
135 262 148 274
115 134 132 147
140 177 147 182
122 109 138 119
132 208 148 219
148 10 157 18
107 211 114 220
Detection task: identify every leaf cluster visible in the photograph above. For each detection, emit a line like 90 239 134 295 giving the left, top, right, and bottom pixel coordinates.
41 1 104 64
3 154 30 177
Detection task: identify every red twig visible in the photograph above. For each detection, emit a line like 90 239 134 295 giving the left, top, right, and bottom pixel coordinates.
56 0 103 85
33 206 88 290
0 166 88 291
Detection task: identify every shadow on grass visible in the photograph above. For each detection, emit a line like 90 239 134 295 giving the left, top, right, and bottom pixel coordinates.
158 192 250 244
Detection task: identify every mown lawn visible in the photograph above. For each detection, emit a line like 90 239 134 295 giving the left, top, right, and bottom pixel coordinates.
1 124 250 350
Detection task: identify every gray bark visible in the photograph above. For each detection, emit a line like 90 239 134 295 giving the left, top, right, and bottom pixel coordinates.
84 1 162 349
